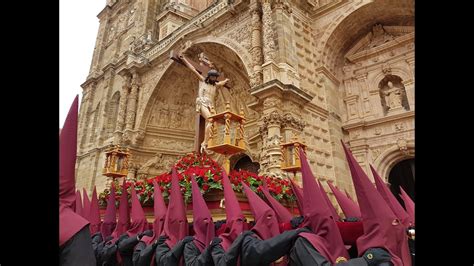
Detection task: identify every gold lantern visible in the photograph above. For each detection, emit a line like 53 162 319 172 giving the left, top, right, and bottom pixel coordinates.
280 136 306 174
102 145 131 178
207 102 246 173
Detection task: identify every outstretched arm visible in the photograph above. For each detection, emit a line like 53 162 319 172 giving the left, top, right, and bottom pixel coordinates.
216 78 230 87
179 55 205 82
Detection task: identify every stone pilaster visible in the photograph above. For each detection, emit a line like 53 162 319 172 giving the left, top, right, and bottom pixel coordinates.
249 4 263 88
125 71 140 130
115 75 130 132
261 0 275 64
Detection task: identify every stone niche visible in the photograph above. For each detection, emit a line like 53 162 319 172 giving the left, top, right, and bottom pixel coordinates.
378 74 409 115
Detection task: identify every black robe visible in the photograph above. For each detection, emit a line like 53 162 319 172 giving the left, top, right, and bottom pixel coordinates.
117 234 141 266
408 239 415 266
183 241 214 266
133 240 158 266
155 239 188 266
289 236 393 266
212 229 302 266
90 232 103 265
59 225 97 266
210 233 246 266
99 234 127 266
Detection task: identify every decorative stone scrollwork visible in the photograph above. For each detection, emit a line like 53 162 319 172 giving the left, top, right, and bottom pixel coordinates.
129 33 155 54
262 0 276 63
397 138 409 155
262 111 282 127
281 113 306 132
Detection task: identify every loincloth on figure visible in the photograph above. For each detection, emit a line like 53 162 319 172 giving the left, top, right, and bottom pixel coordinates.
196 97 213 113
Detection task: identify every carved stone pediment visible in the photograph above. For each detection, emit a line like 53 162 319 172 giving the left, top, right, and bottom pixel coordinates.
345 24 414 63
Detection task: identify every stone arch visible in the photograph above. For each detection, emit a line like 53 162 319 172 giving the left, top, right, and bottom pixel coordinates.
314 0 414 75
230 152 260 173
137 40 253 130
368 66 412 92
193 36 253 79
373 142 414 182
387 158 414 204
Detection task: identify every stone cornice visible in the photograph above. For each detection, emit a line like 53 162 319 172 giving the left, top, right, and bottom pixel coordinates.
308 0 348 19
342 110 414 130
314 65 340 86
347 32 414 63
251 79 313 105
145 0 232 62
305 102 329 118
82 55 129 87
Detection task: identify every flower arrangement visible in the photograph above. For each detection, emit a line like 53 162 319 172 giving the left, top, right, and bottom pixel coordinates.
99 152 295 207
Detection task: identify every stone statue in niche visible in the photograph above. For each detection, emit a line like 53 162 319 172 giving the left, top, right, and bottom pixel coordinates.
384 81 403 110
379 75 409 114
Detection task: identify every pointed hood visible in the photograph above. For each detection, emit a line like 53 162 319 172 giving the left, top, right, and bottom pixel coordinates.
241 182 280 240
298 148 349 263
60 96 80 207
111 178 130 241
125 183 148 237
399 186 415 226
83 188 91 220
191 176 215 251
59 95 89 246
219 170 245 251
371 165 410 227
101 183 117 239
288 177 304 215
75 190 83 217
163 167 189 248
89 187 102 235
344 189 353 202
317 179 340 221
261 180 293 223
341 141 409 265
142 180 167 245
327 181 361 219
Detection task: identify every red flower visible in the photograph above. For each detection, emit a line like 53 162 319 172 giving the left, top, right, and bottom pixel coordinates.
202 184 209 191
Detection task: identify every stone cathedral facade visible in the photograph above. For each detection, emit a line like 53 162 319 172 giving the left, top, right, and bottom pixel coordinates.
75 0 414 205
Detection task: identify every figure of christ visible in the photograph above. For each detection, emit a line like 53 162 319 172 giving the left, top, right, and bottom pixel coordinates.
177 52 230 153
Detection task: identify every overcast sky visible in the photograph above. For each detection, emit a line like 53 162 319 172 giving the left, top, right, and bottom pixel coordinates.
60 0 105 127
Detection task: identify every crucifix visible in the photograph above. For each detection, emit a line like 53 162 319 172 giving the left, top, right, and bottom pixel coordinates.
170 41 230 154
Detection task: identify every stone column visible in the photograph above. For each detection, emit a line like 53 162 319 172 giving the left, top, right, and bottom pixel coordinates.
80 82 97 149
280 112 305 142
116 75 130 132
249 4 263 88
259 95 283 175
261 0 275 63
125 71 140 130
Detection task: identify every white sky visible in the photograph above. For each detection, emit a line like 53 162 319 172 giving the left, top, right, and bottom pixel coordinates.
60 0 105 127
